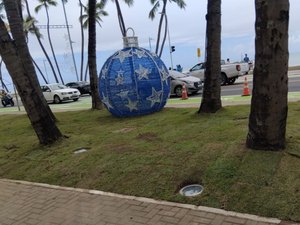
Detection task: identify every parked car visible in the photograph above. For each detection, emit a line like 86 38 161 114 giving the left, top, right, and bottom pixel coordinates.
65 81 91 95
41 83 80 104
186 60 249 85
169 70 203 97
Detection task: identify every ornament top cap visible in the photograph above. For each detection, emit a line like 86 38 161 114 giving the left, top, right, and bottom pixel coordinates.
123 27 139 48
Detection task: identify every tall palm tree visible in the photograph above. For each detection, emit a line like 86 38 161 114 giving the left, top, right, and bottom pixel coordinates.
88 0 103 110
198 0 222 113
23 16 48 84
101 0 133 37
1 0 62 144
79 0 108 81
246 0 289 150
61 0 79 81
149 0 186 57
24 0 59 84
35 0 64 84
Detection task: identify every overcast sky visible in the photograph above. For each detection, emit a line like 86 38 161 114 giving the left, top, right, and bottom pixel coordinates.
3 0 300 86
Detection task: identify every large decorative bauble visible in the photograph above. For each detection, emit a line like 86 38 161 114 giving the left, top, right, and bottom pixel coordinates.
99 47 170 117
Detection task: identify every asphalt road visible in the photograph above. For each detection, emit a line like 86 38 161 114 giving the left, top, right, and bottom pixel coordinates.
224 76 300 96
1 72 300 110
192 73 300 97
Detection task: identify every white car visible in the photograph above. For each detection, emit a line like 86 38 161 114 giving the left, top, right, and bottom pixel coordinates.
169 70 203 97
41 83 80 104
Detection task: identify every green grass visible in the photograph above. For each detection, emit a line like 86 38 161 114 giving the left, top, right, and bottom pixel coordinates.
289 65 300 71
1 103 300 222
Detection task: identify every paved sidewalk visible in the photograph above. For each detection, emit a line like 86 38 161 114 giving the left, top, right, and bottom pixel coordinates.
1 179 296 225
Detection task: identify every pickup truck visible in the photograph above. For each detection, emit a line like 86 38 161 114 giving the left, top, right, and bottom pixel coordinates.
185 60 249 85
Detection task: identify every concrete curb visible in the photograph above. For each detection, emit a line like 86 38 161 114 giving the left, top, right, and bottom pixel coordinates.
1 178 282 224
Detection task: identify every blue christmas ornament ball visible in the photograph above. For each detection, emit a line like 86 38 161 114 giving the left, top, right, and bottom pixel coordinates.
99 47 170 117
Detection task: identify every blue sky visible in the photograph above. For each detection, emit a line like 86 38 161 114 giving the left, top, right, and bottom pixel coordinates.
1 0 300 89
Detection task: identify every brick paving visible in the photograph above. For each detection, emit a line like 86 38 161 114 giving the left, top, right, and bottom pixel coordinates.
0 179 295 225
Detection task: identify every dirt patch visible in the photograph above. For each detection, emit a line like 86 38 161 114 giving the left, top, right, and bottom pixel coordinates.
112 127 135 133
136 132 161 142
106 144 132 153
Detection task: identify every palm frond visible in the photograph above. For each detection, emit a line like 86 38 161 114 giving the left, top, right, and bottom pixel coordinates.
149 1 160 20
123 0 134 7
34 4 43 13
171 0 186 9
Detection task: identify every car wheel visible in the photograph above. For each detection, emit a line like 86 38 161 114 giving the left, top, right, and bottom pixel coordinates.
73 98 79 102
220 73 227 86
174 86 182 97
53 95 61 104
227 77 236 85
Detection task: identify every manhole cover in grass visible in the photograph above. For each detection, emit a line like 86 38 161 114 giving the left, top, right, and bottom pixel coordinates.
74 148 88 154
179 184 203 197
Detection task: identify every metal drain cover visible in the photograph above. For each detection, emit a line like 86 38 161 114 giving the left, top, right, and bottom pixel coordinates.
179 184 203 197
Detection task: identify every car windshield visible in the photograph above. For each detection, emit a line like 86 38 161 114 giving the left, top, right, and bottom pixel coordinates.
49 84 67 90
78 81 89 85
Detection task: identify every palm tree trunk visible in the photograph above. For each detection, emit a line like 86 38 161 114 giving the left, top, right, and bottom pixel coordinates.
246 0 289 150
155 0 167 55
79 0 85 81
159 12 168 57
1 1 62 145
115 0 126 37
24 0 59 83
198 0 222 113
45 4 64 84
84 61 89 81
62 0 79 81
31 57 48 84
88 0 103 110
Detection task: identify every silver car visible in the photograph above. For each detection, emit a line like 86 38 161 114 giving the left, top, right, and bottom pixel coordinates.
169 70 203 97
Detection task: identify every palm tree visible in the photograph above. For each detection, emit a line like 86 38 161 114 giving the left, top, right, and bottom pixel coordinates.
246 0 289 150
198 0 222 113
23 16 48 84
79 0 108 81
35 0 64 84
61 0 79 81
0 0 63 144
101 0 133 37
149 0 186 57
88 0 103 110
24 0 59 84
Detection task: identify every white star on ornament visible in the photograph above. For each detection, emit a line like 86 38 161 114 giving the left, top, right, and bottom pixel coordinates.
115 70 124 85
101 93 113 109
159 68 169 84
147 87 162 107
125 98 138 112
151 52 158 58
134 49 147 58
135 65 151 80
100 66 108 80
114 50 132 63
116 91 129 99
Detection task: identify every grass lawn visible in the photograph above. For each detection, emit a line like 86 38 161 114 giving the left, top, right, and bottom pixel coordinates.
0 103 300 222
289 65 300 71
